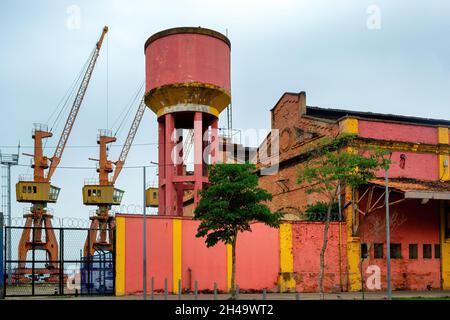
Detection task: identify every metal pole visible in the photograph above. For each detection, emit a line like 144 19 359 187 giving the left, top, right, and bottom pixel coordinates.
0 212 4 299
143 166 147 300
385 167 392 300
6 164 11 286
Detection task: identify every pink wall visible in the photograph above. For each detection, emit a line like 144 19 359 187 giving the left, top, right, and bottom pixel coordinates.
181 220 228 292
359 120 438 145
124 216 173 294
145 33 230 92
359 193 441 290
374 151 439 181
292 222 348 292
235 223 280 291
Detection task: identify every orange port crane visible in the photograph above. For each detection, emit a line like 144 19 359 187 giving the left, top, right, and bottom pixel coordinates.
83 97 146 255
16 26 108 268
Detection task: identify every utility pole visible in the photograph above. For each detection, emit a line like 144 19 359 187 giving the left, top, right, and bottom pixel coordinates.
143 166 147 300
385 153 392 300
0 212 4 299
0 149 19 286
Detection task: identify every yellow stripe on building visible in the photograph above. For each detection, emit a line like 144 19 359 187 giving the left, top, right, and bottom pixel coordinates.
172 219 182 294
345 186 362 292
340 117 359 135
226 244 232 291
438 127 449 181
115 216 126 296
278 223 296 292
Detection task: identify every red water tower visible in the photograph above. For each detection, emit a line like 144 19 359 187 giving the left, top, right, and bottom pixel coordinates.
144 27 231 215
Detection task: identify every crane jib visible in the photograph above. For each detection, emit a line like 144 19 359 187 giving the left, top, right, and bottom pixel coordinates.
46 27 108 181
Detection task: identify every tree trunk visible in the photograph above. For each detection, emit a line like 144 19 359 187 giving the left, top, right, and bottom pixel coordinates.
318 203 333 300
230 233 237 300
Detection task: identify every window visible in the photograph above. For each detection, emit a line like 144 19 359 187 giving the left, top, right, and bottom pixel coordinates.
153 192 157 200
435 244 441 259
374 243 383 259
27 186 32 193
33 186 37 193
390 244 402 259
88 189 91 197
423 244 432 259
409 244 418 259
361 243 368 259
97 190 101 197
23 186 26 193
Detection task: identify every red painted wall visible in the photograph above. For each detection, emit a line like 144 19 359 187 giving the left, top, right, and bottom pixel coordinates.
124 216 173 294
292 222 348 292
359 120 438 145
235 223 280 291
145 33 230 92
359 194 441 290
181 220 228 292
374 151 439 181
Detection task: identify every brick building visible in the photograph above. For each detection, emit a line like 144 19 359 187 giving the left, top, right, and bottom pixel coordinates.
255 91 450 291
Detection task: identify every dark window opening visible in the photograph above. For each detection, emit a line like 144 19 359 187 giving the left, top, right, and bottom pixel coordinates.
374 243 383 259
409 244 418 259
88 190 91 197
390 243 402 259
33 186 37 193
361 243 368 259
435 244 441 259
423 244 432 259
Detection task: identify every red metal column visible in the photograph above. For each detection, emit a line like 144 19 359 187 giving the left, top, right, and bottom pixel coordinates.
158 119 166 215
211 117 219 164
194 112 203 206
165 113 175 215
175 131 184 216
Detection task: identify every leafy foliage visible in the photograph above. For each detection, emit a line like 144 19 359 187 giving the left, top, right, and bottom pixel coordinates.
304 202 341 221
297 134 390 198
194 163 283 247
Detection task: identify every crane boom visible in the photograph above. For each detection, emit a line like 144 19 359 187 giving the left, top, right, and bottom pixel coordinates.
111 97 146 184
46 26 109 181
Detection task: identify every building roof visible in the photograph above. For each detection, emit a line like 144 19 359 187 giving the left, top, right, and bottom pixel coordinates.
369 178 450 200
273 92 450 127
306 106 450 127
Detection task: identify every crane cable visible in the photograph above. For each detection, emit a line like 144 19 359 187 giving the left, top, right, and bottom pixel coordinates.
112 81 144 138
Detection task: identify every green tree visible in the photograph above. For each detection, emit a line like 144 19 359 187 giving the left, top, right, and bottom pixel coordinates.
297 134 390 299
194 163 283 299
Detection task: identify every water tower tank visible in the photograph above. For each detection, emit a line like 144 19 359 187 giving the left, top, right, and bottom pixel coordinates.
144 27 231 216
144 27 231 118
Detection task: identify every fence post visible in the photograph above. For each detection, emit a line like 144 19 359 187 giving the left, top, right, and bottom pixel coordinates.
31 226 35 296
151 276 154 300
0 213 4 299
59 228 64 295
164 277 168 300
194 281 198 300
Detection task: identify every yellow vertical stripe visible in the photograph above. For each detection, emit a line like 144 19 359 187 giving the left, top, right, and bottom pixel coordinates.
340 118 359 135
115 216 126 296
438 127 449 181
278 223 295 292
438 127 449 145
345 186 362 292
226 244 232 291
172 219 182 294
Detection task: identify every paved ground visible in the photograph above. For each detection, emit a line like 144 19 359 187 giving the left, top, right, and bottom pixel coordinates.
5 290 450 300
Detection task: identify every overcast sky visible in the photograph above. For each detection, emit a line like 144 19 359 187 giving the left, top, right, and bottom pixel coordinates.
1 0 449 220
